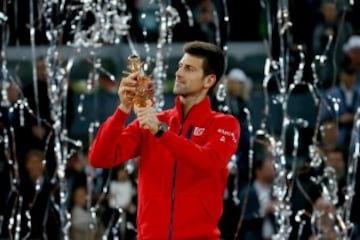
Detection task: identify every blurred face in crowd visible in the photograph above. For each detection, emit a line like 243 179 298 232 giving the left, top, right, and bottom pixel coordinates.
322 3 337 23
69 153 87 172
197 0 214 24
174 53 213 97
73 187 88 207
227 78 245 98
325 150 345 180
256 154 275 184
116 168 130 182
348 49 360 69
340 70 357 90
321 120 338 149
25 150 44 182
7 83 20 104
37 58 47 82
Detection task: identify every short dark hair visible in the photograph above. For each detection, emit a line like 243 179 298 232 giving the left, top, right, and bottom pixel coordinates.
183 41 225 86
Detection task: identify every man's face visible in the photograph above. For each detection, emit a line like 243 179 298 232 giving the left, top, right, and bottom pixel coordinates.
173 53 207 96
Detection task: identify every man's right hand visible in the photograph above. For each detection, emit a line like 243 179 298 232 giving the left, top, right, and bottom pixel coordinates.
118 72 138 113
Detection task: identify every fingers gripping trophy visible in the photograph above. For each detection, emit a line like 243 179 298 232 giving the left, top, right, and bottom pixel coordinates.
122 54 153 108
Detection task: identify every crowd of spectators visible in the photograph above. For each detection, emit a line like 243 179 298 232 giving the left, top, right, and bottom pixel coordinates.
2 0 360 239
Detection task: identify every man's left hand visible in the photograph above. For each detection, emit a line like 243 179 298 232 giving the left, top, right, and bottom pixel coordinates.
134 100 160 135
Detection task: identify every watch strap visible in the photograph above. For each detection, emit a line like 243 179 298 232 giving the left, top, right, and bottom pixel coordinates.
155 122 168 138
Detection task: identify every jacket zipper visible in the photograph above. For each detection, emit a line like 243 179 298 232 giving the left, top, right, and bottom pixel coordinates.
167 125 182 240
167 156 178 240
167 116 194 240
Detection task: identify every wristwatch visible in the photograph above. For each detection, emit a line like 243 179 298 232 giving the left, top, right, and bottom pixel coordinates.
155 122 168 138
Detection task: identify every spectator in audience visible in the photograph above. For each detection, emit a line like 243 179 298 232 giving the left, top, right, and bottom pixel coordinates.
109 165 136 211
320 62 360 148
22 55 75 176
351 151 360 240
105 164 137 239
212 68 252 188
324 148 346 205
0 80 23 230
214 68 253 239
312 1 353 89
343 35 360 70
66 151 88 206
226 68 253 186
173 0 221 44
194 0 217 43
236 141 276 240
311 196 338 240
70 186 96 240
19 148 60 239
319 119 340 151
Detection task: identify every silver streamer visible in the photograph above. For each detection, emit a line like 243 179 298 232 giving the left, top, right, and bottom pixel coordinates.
0 3 24 239
270 1 293 236
1 0 358 239
43 0 72 232
13 0 19 46
295 210 309 239
65 1 134 236
0 1 9 108
68 0 131 48
30 0 44 130
152 2 180 112
181 0 194 27
139 8 152 71
259 0 359 238
341 108 360 238
14 195 23 240
212 4 221 47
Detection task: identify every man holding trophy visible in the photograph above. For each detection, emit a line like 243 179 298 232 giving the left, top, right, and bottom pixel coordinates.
89 41 240 240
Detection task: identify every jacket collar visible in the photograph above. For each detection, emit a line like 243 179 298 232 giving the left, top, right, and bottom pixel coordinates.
174 96 213 122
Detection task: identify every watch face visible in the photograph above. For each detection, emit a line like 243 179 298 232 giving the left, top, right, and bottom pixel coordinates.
155 122 168 137
159 123 168 132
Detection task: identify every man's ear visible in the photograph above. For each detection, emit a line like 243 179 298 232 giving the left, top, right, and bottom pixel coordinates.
204 75 216 89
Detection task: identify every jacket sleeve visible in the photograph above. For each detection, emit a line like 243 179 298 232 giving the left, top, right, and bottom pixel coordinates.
157 114 240 174
88 108 142 168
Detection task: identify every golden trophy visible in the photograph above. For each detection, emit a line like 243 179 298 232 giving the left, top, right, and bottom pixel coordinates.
124 54 152 107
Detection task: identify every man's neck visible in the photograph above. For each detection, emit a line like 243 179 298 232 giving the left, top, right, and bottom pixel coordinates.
179 94 206 117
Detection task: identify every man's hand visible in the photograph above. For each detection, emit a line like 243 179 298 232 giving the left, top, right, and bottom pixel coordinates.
118 72 138 113
134 100 160 135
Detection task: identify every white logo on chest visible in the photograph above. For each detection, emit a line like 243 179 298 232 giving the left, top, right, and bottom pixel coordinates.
193 127 205 136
